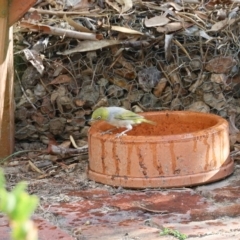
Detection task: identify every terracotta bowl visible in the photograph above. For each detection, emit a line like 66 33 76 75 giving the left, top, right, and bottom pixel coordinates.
88 111 234 188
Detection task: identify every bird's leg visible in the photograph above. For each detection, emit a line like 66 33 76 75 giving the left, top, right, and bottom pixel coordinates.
115 125 132 138
101 127 117 135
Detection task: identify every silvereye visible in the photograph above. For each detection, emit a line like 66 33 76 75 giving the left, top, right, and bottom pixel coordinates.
90 106 155 137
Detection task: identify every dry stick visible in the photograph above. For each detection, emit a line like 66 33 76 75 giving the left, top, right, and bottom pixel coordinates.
0 150 43 164
91 60 100 87
66 56 78 90
28 160 45 174
172 39 192 61
176 12 206 30
157 62 173 87
190 41 209 93
39 78 51 94
28 7 110 17
132 202 169 214
45 58 79 94
15 70 37 110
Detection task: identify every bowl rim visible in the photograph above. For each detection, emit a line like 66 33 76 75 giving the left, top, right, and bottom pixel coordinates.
89 111 228 143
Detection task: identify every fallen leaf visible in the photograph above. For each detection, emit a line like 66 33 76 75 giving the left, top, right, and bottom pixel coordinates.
121 0 133 13
64 15 93 33
105 0 121 13
145 16 169 27
153 78 167 97
205 56 236 74
58 39 121 54
109 25 143 35
166 2 183 11
50 74 73 85
156 22 192 33
113 68 136 80
20 21 101 40
210 73 227 84
186 101 210 113
208 18 235 32
23 49 44 75
72 0 92 10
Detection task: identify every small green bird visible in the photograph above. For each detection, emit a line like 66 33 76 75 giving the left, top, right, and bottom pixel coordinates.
90 106 155 137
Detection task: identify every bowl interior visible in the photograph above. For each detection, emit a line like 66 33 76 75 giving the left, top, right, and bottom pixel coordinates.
92 111 221 137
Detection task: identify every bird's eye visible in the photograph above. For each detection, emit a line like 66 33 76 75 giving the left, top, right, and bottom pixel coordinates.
97 116 101 120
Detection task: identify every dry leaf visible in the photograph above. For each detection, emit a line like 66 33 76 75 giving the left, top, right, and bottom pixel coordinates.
194 11 208 20
156 22 192 33
110 25 143 35
23 49 44 75
50 75 73 85
64 15 93 33
105 0 121 13
165 34 173 62
75 99 86 107
167 2 183 11
153 78 167 97
113 68 136 80
203 92 226 110
205 56 236 74
145 16 169 27
208 18 235 32
186 101 210 113
121 0 133 13
72 0 92 10
58 39 121 55
20 21 101 40
24 10 42 21
210 74 227 84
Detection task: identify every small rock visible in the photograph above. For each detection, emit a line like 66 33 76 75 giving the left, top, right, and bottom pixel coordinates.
127 89 144 102
203 92 227 110
138 67 161 92
80 126 90 137
140 93 158 108
189 57 202 71
186 101 210 113
108 98 121 107
40 135 49 144
107 85 125 98
21 65 41 90
15 107 28 121
34 83 46 98
170 98 182 110
49 118 66 135
78 84 99 107
35 123 49 133
15 124 37 140
132 105 144 113
70 117 86 127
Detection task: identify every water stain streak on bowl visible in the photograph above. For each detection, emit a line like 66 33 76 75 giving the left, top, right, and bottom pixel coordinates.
88 111 234 188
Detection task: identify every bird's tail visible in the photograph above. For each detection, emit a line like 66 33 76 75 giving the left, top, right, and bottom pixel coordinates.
142 119 156 125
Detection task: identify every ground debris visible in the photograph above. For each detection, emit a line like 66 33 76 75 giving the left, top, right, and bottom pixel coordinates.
13 0 240 172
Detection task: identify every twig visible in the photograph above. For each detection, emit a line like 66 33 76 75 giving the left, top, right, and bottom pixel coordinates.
132 202 169 214
0 150 43 164
15 70 37 110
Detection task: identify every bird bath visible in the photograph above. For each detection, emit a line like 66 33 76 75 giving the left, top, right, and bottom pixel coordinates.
88 111 234 188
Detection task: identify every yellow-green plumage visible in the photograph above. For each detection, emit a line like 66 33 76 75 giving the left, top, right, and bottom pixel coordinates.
91 106 155 137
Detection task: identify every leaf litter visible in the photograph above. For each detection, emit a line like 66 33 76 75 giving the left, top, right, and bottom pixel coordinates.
7 0 240 236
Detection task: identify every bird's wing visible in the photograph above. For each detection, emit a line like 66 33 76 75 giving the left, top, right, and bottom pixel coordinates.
114 110 143 120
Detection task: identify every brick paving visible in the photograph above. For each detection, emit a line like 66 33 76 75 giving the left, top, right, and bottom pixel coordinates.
1 165 240 239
